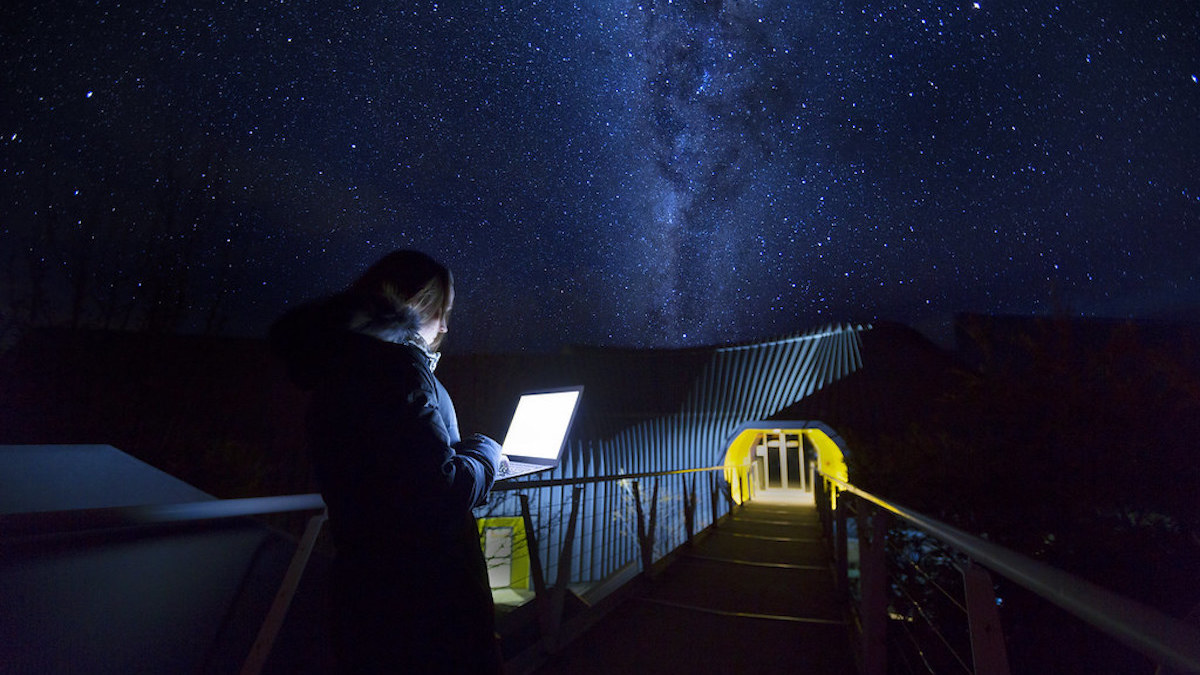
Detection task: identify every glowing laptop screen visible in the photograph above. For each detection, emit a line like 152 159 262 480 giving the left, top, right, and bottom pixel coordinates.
501 389 581 460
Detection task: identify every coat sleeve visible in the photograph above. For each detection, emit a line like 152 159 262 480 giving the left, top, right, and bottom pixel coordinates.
362 345 501 515
453 433 503 508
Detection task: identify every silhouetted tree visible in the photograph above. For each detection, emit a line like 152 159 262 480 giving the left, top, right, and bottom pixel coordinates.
841 316 1200 672
2 136 240 345
870 318 1198 664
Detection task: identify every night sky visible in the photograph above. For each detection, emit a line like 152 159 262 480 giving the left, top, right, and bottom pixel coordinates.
3 1 1199 353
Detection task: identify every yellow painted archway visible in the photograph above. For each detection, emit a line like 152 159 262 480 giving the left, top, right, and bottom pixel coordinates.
721 421 849 505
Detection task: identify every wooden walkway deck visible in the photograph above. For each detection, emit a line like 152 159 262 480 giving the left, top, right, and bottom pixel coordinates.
530 493 857 674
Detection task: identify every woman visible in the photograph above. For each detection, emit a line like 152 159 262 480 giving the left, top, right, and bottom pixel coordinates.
270 250 504 674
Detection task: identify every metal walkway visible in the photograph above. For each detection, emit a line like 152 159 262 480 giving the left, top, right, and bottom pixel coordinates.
531 493 857 674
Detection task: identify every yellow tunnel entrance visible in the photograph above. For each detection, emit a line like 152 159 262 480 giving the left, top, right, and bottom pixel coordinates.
721 421 849 505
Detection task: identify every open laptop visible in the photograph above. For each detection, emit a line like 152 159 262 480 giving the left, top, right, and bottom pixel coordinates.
495 386 583 481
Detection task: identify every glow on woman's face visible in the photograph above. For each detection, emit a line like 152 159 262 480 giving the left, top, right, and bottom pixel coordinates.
418 312 447 346
417 284 452 347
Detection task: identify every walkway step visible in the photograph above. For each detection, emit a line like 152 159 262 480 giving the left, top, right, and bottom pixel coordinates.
532 500 856 674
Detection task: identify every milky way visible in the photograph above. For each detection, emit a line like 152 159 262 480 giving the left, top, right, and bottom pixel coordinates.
3 1 1198 352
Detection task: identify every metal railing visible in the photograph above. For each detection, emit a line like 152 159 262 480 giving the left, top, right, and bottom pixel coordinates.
1 465 750 673
482 464 745 649
812 467 1200 674
1 494 328 675
15 463 1196 673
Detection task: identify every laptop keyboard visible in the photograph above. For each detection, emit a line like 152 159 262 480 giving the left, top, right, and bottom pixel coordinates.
497 460 543 478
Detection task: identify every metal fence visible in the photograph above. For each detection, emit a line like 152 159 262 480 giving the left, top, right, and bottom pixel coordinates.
0 464 747 674
813 469 1200 674
484 463 739 587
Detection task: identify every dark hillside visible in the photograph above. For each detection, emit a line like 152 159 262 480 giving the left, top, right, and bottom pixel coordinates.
0 328 309 499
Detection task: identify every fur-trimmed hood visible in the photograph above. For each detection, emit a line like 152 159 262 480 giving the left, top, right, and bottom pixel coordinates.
269 293 438 389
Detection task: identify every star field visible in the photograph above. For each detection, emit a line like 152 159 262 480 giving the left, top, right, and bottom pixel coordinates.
3 1 1198 352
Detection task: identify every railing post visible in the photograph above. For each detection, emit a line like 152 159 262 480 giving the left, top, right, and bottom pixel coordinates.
709 471 720 528
631 480 654 577
859 501 890 675
240 510 327 675
683 474 696 547
545 486 585 651
963 560 1011 675
649 477 659 549
834 487 849 599
814 472 828 531
518 487 549 605
820 476 833 531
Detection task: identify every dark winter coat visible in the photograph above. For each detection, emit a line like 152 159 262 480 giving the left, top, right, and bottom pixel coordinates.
271 296 504 674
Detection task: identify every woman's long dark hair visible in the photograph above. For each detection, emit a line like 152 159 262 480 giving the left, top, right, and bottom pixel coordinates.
346 250 453 349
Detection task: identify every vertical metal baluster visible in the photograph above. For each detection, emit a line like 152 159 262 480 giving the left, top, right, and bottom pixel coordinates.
859 501 889 675
518 493 548 625
963 560 1011 675
544 486 584 651
683 473 696 546
835 487 849 600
